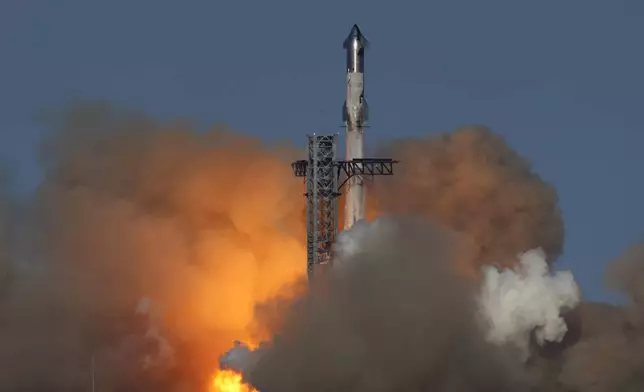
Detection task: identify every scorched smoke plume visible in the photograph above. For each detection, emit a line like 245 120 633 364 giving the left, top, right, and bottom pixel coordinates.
0 102 307 390
1 102 643 392
372 125 564 272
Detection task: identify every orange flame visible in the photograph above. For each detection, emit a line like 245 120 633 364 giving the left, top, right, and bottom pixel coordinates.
210 369 258 392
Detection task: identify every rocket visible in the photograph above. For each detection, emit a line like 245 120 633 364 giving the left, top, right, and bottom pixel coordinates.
342 24 369 230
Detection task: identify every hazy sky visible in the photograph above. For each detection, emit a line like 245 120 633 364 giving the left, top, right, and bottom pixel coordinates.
1 0 643 302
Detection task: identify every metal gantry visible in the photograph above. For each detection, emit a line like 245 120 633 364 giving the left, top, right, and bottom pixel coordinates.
292 134 397 281
292 134 339 281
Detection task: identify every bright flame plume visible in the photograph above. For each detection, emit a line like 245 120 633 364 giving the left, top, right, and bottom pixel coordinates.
210 369 257 392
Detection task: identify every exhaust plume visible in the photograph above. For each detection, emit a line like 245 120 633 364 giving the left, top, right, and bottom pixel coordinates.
2 101 644 391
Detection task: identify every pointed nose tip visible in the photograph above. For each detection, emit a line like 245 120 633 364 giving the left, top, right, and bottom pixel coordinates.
343 24 367 49
347 24 363 42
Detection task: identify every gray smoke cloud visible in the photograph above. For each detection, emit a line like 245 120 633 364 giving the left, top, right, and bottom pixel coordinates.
237 217 584 392
219 341 265 375
556 244 644 392
0 185 11 298
248 216 534 392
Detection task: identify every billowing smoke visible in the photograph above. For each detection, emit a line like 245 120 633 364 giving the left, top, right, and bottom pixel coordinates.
372 125 564 271
332 218 395 275
0 102 307 390
1 102 643 391
221 124 643 392
248 217 535 392
556 244 644 392
478 248 580 356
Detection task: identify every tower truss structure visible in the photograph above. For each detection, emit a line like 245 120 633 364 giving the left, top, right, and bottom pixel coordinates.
292 133 397 281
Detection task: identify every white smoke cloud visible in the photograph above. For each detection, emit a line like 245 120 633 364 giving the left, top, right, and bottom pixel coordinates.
477 248 581 357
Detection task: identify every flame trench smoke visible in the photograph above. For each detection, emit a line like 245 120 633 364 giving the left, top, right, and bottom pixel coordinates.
0 104 642 392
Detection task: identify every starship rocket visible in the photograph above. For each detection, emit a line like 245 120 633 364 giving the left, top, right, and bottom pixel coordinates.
343 24 369 230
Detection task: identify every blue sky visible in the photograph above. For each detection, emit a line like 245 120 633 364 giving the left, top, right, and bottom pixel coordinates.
1 0 643 302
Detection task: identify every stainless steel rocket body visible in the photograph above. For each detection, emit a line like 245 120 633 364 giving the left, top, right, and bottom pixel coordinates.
343 24 369 230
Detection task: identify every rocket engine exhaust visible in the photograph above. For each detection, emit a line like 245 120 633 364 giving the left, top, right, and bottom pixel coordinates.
343 24 369 229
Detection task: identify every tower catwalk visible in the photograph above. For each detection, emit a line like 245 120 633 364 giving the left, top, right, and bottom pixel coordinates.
292 137 397 281
342 24 369 230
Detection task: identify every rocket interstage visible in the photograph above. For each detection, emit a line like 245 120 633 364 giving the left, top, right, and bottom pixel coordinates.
343 24 369 230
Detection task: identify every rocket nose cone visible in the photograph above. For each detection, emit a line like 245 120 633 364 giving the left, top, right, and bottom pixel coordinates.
343 24 368 49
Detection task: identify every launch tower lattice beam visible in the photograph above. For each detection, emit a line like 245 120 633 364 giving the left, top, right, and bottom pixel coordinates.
296 134 339 281
291 134 397 281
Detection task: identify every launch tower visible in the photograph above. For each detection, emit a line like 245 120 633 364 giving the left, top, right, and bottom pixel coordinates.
291 24 397 281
